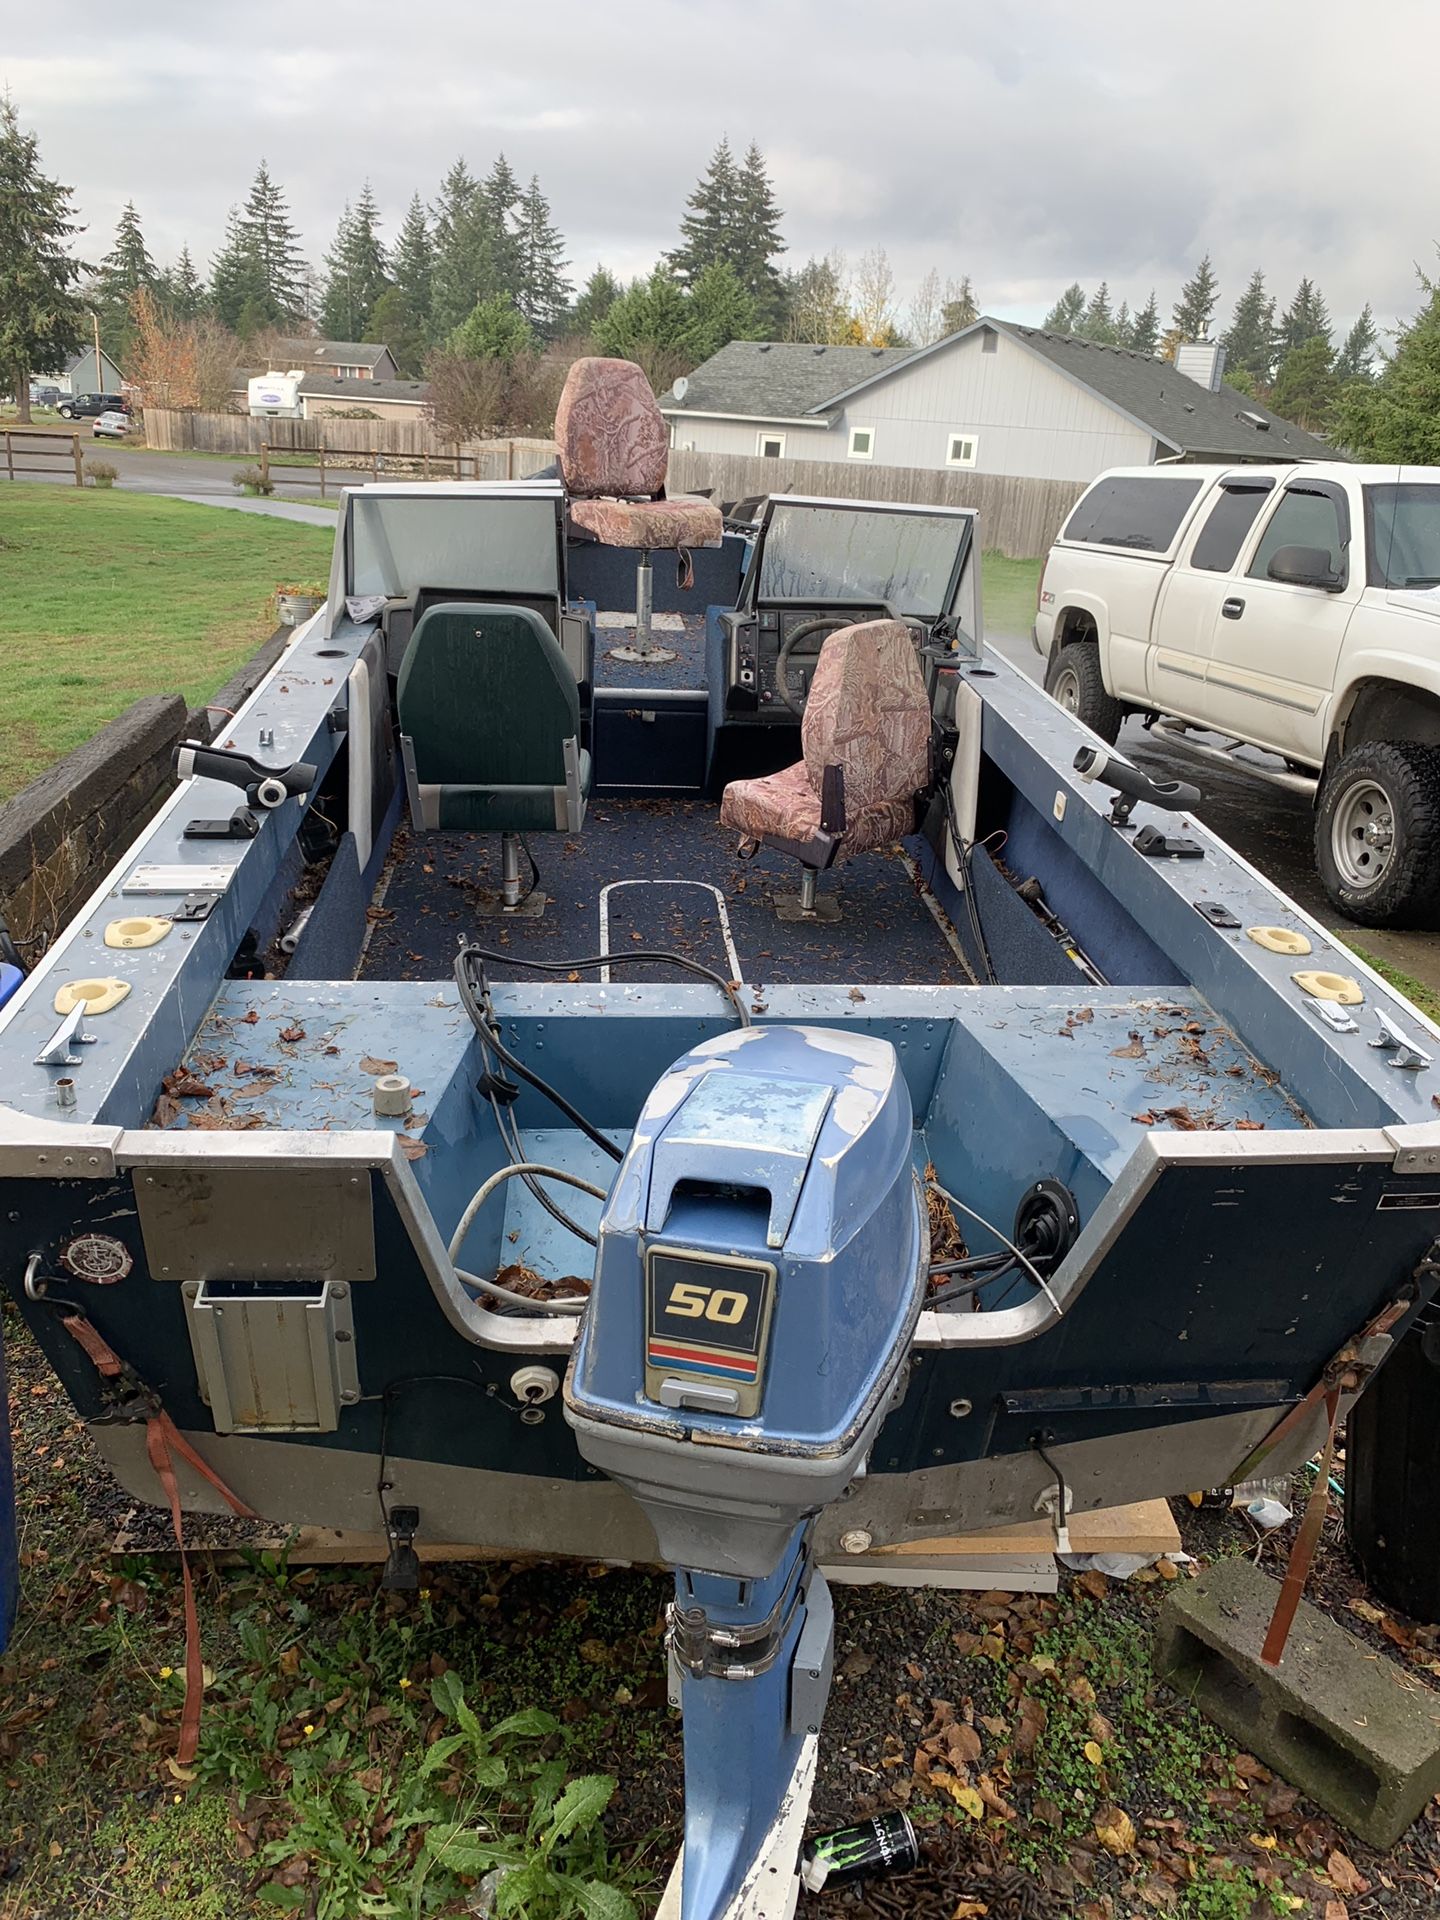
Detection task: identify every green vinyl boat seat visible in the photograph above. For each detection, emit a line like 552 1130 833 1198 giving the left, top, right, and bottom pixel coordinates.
397 602 590 847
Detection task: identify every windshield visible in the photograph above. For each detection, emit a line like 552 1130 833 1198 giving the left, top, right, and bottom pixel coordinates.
348 494 560 600
1365 483 1440 590
756 502 968 618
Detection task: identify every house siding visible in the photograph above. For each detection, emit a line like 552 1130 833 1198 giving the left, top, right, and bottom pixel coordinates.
666 328 1156 481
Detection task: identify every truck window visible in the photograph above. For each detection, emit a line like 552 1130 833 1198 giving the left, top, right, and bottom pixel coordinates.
1248 485 1348 585
1364 483 1440 589
1061 475 1203 553
1189 480 1275 572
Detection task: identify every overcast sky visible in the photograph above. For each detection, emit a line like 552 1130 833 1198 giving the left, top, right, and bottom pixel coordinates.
6 0 1437 339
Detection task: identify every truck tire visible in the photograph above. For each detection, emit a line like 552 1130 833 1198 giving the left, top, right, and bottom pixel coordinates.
1044 643 1124 745
1315 740 1440 928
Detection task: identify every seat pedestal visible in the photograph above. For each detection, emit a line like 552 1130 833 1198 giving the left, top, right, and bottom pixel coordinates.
774 867 841 922
607 556 678 667
474 832 547 918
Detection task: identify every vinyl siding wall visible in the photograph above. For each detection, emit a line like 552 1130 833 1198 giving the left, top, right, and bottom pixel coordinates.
665 328 1157 481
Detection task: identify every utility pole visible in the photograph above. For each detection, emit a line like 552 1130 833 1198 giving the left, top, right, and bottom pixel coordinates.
92 309 103 390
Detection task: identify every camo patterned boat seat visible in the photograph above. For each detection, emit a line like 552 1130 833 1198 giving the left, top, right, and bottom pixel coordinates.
556 356 723 554
720 620 931 865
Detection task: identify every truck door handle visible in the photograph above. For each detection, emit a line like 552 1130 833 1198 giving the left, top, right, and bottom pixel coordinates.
1221 597 1245 620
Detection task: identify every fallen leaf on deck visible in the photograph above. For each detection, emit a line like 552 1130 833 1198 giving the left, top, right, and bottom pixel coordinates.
1110 1032 1146 1058
360 1056 398 1075
397 1135 427 1160
279 1026 306 1043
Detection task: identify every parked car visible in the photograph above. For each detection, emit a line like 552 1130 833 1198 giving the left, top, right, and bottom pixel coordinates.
1035 462 1440 926
92 410 131 440
28 384 60 408
57 393 127 420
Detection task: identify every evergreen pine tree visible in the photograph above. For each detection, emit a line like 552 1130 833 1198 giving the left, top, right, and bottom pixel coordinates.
1335 305 1380 383
666 137 742 287
1114 299 1132 347
449 293 534 361
1042 283 1087 334
1334 262 1440 461
1271 336 1339 432
0 97 87 417
569 267 621 339
210 203 266 331
1220 270 1277 384
513 176 572 337
390 196 434 331
1279 278 1332 358
95 202 156 301
1078 281 1117 343
321 184 390 341
240 161 308 326
482 153 524 301
164 244 206 320
92 201 157 363
680 260 758 362
1171 255 1219 341
429 159 483 337
1128 291 1161 356
940 275 978 334
733 141 786 327
596 268 691 360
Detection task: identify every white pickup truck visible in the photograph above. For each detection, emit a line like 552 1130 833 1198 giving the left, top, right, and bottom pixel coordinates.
1034 462 1440 927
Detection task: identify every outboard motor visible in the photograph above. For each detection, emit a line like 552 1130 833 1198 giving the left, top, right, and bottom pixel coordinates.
566 1026 927 1920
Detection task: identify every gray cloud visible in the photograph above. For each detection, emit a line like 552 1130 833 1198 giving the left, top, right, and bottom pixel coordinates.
7 0 1437 335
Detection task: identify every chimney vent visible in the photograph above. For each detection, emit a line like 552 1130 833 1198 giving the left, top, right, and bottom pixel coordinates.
1175 341 1227 393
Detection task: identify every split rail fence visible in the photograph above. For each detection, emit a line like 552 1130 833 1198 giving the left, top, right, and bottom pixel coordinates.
1 430 84 487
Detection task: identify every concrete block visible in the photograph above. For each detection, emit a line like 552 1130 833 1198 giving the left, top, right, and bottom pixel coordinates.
1155 1556 1440 1849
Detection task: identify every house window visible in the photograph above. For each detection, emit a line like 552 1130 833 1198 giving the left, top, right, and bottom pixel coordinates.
757 432 785 459
848 425 874 460
946 433 979 468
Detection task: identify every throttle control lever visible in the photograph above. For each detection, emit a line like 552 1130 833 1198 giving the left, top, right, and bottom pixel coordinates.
175 741 317 810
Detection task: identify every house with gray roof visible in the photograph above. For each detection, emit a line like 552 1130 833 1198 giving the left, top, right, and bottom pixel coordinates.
660 321 1331 482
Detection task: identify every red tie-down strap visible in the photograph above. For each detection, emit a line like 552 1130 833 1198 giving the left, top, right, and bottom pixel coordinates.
1223 1288 1416 1669
60 1312 258 1763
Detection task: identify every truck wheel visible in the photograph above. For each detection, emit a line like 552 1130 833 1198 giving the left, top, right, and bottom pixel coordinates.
1315 740 1440 927
1044 644 1124 745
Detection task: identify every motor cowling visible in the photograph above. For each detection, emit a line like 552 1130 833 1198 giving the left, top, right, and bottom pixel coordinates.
564 1024 927 1579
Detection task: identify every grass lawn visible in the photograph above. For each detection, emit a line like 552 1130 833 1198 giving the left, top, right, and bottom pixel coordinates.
981 550 1042 640
0 486 333 802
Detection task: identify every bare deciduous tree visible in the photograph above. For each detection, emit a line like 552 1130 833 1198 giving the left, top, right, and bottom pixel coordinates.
907 268 943 347
127 288 238 412
851 248 898 346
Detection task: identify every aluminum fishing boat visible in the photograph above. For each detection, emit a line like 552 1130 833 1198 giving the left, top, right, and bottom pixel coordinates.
4 358 1440 1919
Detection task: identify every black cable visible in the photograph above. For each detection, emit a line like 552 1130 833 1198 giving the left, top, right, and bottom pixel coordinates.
372 1372 495 1534
1035 1439 1068 1537
515 834 541 907
456 947 624 1163
459 942 750 1029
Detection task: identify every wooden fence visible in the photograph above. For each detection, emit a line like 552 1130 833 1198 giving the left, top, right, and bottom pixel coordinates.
1 429 83 486
668 450 1084 559
144 406 556 476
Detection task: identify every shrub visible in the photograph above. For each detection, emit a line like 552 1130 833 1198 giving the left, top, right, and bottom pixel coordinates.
86 460 118 488
233 465 274 496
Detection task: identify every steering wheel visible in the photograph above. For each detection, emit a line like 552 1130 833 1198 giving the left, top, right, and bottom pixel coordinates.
773 617 850 716
773 613 934 716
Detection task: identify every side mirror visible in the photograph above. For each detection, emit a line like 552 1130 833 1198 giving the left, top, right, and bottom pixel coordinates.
1267 544 1342 591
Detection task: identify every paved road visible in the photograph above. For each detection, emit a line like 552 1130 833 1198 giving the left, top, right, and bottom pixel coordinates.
9 441 339 525
987 625 1440 997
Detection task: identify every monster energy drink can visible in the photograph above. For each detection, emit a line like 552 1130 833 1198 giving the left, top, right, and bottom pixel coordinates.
800 1812 919 1891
